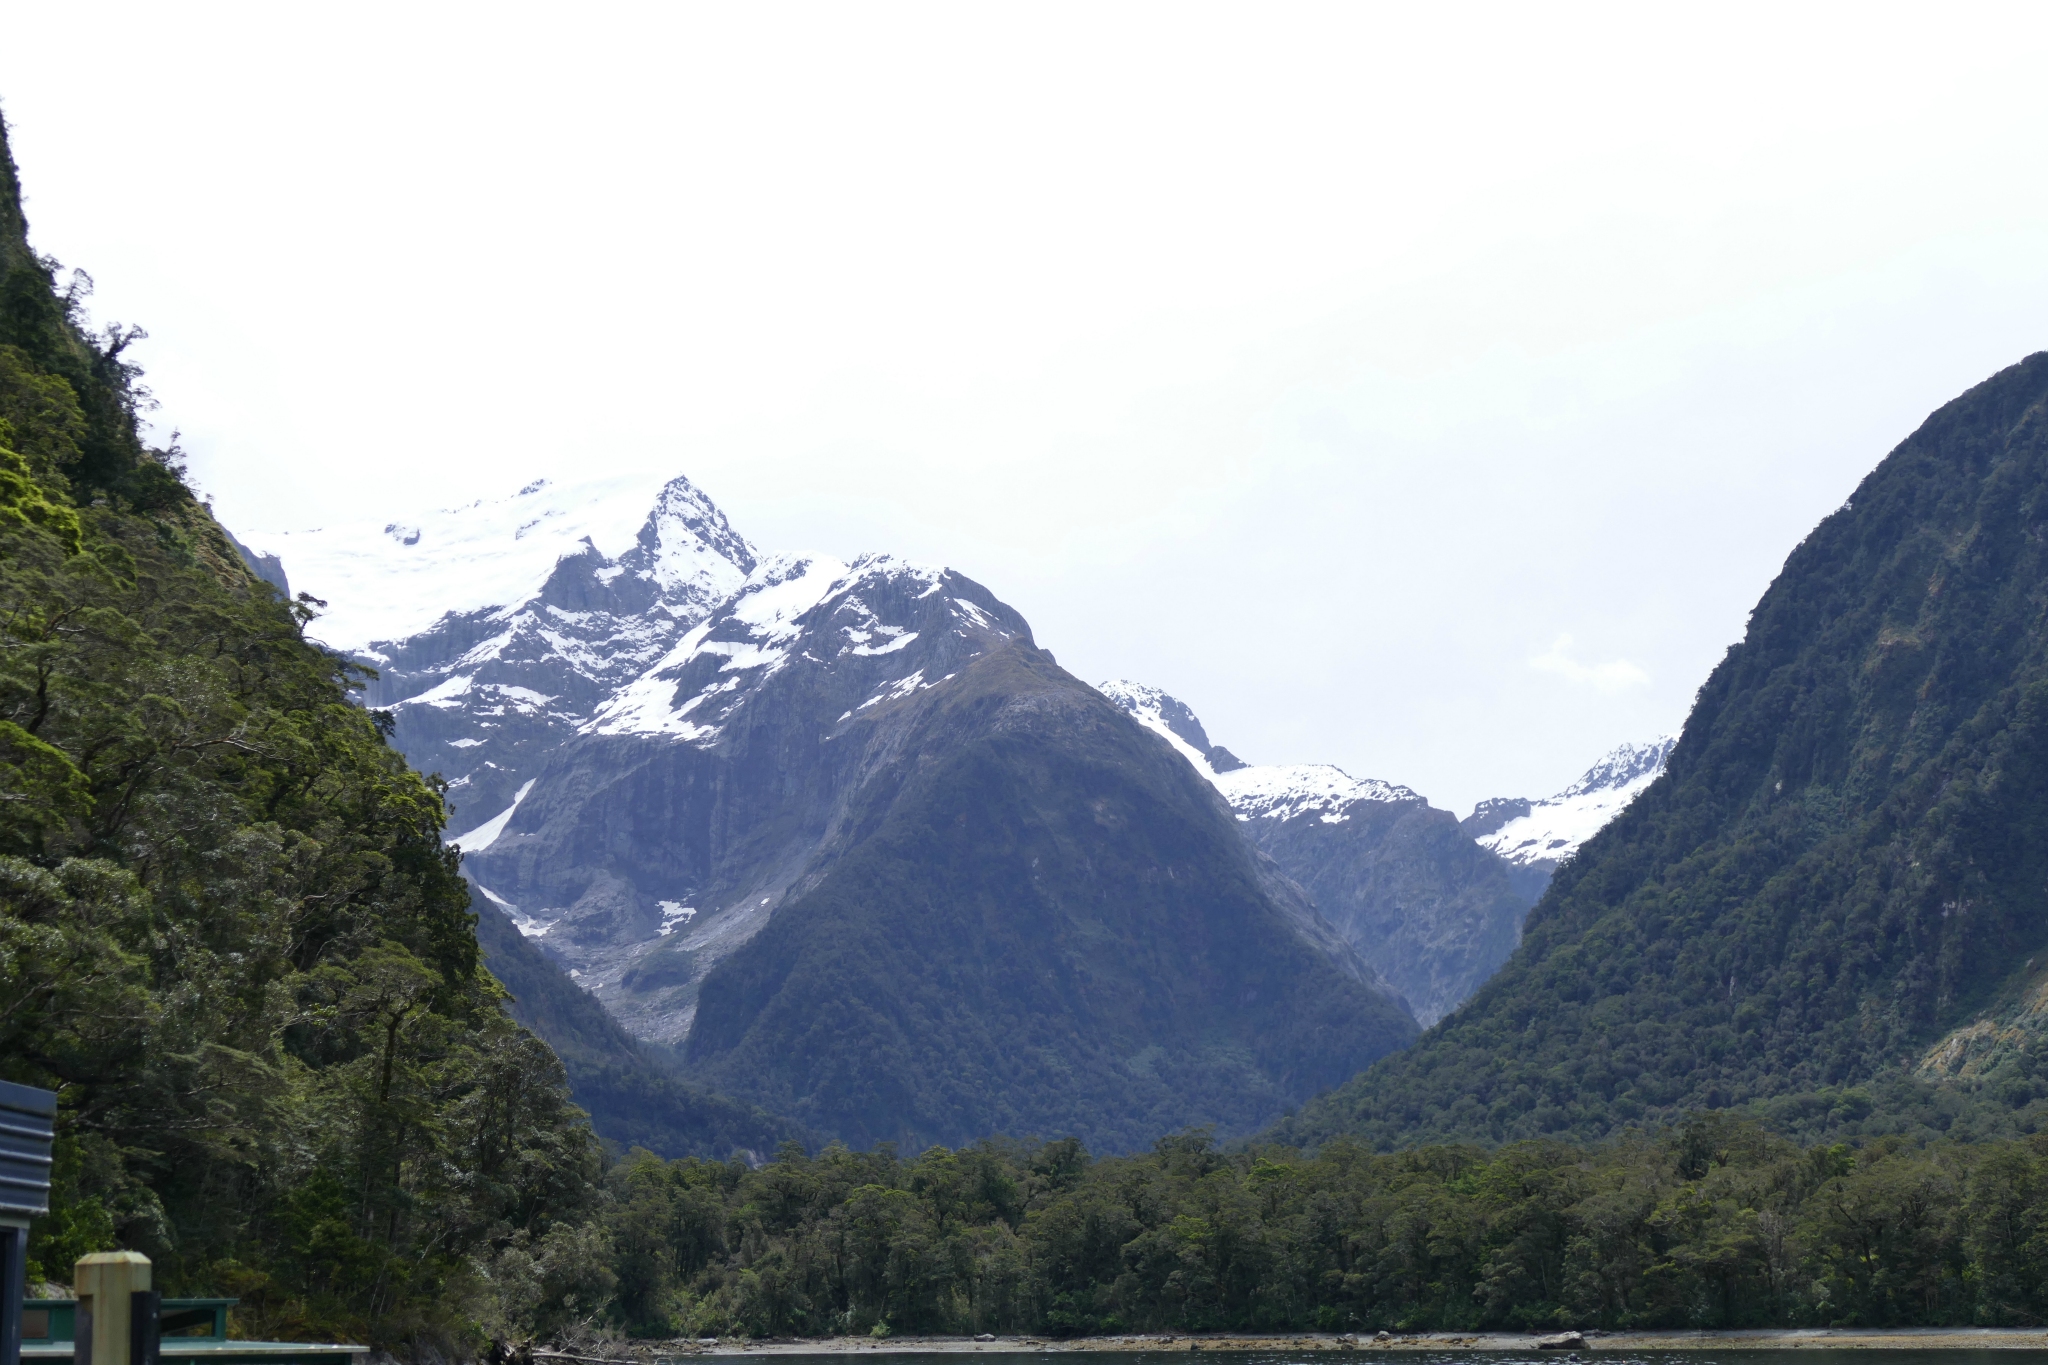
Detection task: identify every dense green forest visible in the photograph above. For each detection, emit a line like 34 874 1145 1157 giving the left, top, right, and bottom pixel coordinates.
1275 352 2048 1152
0 115 601 1350
552 1121 2048 1337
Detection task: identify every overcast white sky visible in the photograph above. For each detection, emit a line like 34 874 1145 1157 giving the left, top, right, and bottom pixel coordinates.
5 2 2048 812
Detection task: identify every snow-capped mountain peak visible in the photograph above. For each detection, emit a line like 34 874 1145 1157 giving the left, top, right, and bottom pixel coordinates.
636 475 758 608
240 471 753 656
1472 735 1676 869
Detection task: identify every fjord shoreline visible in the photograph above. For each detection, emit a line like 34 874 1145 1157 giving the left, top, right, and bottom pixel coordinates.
576 1329 2048 1355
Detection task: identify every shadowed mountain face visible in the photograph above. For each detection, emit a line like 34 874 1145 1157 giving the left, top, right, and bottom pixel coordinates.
681 645 1418 1151
1235 795 1532 1026
460 552 1046 1044
1275 352 2048 1149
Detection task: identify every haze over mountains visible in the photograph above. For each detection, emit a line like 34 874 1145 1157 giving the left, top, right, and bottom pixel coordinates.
240 476 1670 1150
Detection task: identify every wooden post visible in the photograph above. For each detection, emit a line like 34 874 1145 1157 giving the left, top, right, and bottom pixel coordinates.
75 1253 151 1365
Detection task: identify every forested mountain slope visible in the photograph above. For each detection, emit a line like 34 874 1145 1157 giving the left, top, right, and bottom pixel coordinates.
682 643 1418 1151
1277 353 2048 1149
0 114 597 1347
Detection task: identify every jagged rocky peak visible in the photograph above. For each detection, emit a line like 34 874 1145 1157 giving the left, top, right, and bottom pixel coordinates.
236 470 763 829
1466 735 1676 871
633 475 758 610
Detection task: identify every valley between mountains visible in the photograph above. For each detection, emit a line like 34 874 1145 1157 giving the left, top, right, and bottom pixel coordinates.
238 473 1673 1152
17 97 2048 1337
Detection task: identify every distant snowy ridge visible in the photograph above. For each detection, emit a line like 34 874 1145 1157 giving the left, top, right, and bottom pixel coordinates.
1474 736 1676 869
1097 679 1415 822
1098 677 1671 861
1216 765 1421 824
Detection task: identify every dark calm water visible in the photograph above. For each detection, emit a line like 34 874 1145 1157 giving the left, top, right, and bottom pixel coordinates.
676 1353 2048 1365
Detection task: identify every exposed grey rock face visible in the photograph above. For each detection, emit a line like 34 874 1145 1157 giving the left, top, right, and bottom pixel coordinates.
224 528 290 597
1230 791 1532 1026
1208 762 1534 1026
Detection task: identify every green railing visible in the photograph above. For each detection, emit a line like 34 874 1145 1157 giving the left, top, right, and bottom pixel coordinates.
22 1300 235 1347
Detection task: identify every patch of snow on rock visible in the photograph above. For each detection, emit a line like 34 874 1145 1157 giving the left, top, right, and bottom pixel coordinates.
450 778 537 852
583 555 847 739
